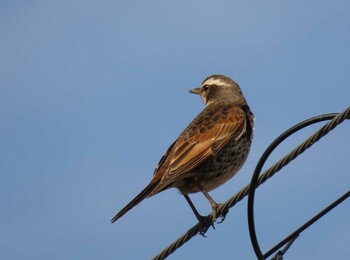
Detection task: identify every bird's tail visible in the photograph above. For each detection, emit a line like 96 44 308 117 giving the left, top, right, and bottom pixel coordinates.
111 181 159 223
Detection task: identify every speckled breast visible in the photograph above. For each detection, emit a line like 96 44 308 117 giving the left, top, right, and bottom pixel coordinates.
178 135 252 194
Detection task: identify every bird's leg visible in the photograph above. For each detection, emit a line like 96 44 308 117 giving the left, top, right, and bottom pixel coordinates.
183 194 203 221
183 194 213 236
196 183 222 222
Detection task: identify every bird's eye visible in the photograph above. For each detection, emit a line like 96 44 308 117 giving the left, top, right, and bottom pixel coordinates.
203 85 209 91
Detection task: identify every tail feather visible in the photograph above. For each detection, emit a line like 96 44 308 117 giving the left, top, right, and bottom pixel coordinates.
111 181 159 223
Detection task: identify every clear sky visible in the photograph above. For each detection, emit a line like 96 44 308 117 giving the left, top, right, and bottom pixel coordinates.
1 1 349 259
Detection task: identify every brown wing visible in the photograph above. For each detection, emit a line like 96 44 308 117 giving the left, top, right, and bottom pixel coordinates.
152 139 177 176
149 106 246 195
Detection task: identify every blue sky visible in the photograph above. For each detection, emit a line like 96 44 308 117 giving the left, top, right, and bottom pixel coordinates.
1 1 349 259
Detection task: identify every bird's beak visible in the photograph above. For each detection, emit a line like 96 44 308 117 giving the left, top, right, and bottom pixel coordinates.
189 87 201 95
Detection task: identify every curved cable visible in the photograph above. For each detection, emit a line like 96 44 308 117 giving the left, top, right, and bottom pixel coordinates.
247 107 350 259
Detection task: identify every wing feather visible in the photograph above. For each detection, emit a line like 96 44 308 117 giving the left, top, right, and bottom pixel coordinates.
150 106 246 195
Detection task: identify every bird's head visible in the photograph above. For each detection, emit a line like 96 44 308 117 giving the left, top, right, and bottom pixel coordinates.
190 75 246 106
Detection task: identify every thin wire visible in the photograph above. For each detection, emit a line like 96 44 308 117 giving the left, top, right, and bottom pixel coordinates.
264 190 350 259
153 106 350 260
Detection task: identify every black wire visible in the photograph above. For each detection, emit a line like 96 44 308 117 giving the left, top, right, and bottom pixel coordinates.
247 111 350 259
264 191 350 259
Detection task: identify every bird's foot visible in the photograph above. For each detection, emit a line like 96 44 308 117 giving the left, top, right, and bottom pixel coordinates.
196 215 216 237
211 203 229 224
216 205 229 224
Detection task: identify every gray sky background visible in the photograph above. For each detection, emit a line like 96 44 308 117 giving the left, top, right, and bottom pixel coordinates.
1 1 349 259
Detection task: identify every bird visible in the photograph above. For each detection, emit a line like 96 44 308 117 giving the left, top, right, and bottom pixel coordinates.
111 74 254 226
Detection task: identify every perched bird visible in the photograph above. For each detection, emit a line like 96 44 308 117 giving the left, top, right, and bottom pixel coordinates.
111 75 254 224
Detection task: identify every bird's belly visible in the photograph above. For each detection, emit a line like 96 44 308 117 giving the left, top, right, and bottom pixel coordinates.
176 137 252 194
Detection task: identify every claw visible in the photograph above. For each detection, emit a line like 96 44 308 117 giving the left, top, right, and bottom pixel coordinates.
217 215 225 224
199 228 208 237
217 206 229 224
197 216 210 236
211 202 222 222
196 215 216 237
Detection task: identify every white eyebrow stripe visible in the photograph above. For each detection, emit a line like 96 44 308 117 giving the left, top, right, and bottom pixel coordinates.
202 78 229 87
